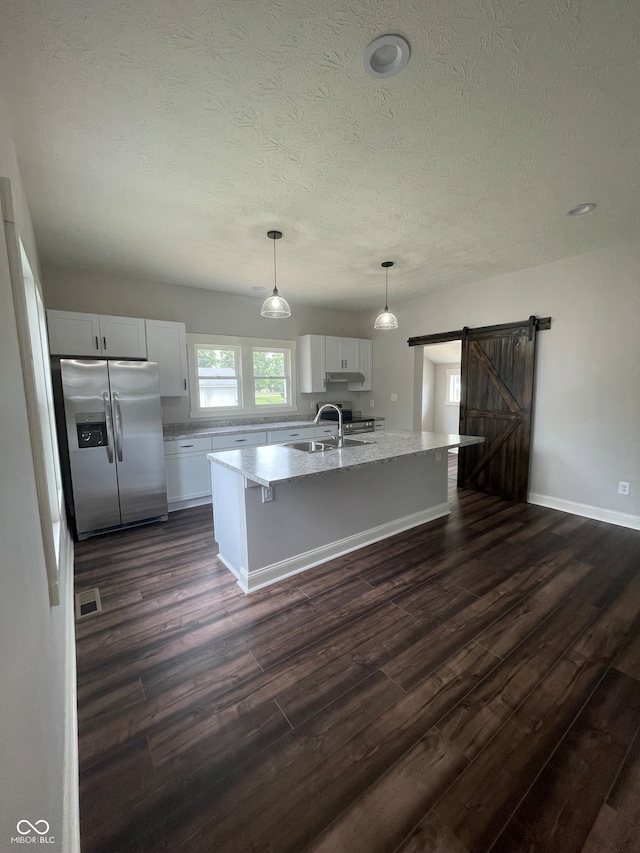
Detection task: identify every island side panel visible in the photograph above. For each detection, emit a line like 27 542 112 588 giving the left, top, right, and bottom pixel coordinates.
210 461 249 583
241 451 449 591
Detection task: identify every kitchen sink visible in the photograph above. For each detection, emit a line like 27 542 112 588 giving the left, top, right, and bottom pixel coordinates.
321 437 376 448
283 437 376 453
283 440 337 453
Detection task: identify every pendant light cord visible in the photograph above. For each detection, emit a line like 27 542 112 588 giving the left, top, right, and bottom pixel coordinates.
384 266 389 311
272 237 278 296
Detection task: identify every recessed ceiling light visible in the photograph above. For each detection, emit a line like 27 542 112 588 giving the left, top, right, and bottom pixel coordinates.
565 203 596 216
364 34 411 80
251 286 266 293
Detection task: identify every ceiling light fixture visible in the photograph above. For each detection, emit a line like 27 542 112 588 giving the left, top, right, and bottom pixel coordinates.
374 261 399 330
261 230 291 319
565 203 596 216
364 34 411 80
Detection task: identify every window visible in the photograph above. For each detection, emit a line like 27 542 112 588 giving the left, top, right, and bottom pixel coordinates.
252 348 290 407
446 368 461 405
188 334 297 417
196 346 241 409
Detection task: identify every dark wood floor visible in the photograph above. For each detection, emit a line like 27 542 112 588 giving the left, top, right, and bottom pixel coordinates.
74 480 640 853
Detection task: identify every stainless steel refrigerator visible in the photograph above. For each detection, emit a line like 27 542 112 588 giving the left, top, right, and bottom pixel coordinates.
53 358 168 539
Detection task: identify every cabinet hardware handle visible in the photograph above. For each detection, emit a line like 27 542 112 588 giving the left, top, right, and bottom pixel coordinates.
235 438 247 442
180 444 194 448
290 433 299 436
183 378 187 390
95 336 99 350
103 336 107 350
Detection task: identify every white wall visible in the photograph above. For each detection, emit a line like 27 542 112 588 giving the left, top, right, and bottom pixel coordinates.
368 242 640 525
420 356 435 431
434 363 461 435
43 267 374 422
0 88 77 851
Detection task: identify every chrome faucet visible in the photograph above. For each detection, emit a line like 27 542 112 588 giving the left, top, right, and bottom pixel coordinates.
314 403 344 447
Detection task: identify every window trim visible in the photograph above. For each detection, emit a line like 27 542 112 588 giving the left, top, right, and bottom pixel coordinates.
187 333 298 418
2 173 63 605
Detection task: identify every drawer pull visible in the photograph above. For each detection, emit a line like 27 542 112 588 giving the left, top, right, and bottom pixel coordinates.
290 433 299 437
235 438 247 442
180 443 194 448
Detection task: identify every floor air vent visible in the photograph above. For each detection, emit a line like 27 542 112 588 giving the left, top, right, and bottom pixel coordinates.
75 588 102 620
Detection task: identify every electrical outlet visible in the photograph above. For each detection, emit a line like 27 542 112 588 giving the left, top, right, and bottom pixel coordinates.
262 486 274 502
391 393 398 402
370 399 375 407
618 481 630 496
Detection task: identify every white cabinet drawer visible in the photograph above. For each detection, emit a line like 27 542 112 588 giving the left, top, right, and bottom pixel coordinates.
212 431 267 450
164 436 213 456
268 426 317 444
314 424 339 438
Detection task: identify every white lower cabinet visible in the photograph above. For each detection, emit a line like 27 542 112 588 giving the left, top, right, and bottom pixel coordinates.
164 437 213 509
165 426 344 508
314 424 339 438
267 426 317 444
165 431 269 510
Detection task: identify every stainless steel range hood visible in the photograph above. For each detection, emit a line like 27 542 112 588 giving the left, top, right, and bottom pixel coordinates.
325 371 365 384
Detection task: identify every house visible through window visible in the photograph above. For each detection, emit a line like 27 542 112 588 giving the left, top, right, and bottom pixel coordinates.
188 334 297 417
196 346 241 409
446 368 461 405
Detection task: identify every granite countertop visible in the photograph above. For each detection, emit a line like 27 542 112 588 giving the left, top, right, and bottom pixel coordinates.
163 416 385 441
207 430 484 487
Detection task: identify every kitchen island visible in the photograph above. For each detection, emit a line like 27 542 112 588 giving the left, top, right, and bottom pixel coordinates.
208 430 484 592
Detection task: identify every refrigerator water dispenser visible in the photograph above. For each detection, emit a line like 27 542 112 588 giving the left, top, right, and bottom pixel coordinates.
75 413 108 448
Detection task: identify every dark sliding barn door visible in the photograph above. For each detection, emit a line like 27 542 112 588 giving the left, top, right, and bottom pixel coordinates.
457 317 543 502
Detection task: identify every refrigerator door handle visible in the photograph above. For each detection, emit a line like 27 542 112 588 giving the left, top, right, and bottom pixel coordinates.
113 392 124 462
102 391 114 464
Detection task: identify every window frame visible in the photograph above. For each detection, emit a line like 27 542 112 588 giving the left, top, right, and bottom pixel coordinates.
445 367 461 406
188 333 297 418
194 343 243 411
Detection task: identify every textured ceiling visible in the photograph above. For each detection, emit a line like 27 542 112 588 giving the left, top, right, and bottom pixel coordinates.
1 0 639 310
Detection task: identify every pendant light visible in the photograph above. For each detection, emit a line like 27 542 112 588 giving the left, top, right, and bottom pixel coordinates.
374 261 398 330
261 230 291 319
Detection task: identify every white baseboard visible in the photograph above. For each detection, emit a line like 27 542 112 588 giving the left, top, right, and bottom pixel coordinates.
168 495 212 512
220 503 451 594
61 528 81 853
528 493 640 531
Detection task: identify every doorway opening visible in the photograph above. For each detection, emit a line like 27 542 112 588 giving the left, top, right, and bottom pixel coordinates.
420 340 462 483
411 316 550 502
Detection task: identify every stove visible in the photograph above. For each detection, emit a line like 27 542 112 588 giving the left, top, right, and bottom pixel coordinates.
316 403 375 434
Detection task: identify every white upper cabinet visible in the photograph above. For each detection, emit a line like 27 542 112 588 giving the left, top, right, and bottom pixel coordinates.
348 338 373 391
145 319 188 396
298 334 326 393
47 310 147 359
99 315 147 358
325 336 360 373
299 334 372 393
46 310 102 357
